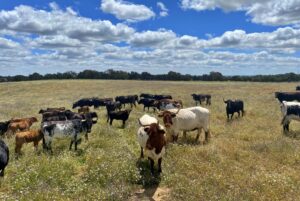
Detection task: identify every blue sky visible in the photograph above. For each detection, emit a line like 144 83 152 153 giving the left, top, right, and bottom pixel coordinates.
0 0 300 75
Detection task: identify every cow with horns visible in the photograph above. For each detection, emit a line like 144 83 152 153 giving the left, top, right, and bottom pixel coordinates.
158 107 210 143
137 114 166 175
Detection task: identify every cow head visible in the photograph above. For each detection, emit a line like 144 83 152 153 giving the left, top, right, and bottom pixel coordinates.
30 117 38 123
158 110 178 128
144 123 165 137
38 109 46 114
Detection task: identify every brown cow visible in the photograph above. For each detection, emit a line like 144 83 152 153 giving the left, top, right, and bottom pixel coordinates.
78 106 90 114
15 129 43 154
7 117 38 136
137 121 166 174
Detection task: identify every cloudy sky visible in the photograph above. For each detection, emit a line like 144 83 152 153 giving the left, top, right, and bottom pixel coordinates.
1 0 300 76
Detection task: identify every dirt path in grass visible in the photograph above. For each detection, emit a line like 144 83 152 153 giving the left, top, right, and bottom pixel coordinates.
129 187 171 201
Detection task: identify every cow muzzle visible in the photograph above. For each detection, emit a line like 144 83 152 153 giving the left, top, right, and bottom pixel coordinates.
165 123 172 128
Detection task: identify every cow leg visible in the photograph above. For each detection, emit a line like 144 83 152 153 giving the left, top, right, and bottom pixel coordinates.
205 130 210 143
231 113 234 119
122 120 125 127
0 168 4 177
69 138 74 150
226 113 229 120
140 147 144 158
85 133 88 141
183 131 187 139
33 140 39 151
15 143 22 154
110 119 113 125
238 111 240 117
196 128 201 141
148 157 155 175
158 158 162 173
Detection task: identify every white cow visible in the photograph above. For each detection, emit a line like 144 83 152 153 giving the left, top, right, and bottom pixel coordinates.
137 114 166 174
158 106 210 142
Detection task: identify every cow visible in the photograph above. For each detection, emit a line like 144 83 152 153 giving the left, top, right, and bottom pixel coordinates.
38 107 65 114
296 86 300 91
78 106 90 114
281 105 300 133
158 107 210 143
115 95 138 108
107 109 132 127
137 114 166 175
72 98 113 109
15 129 44 154
280 101 300 116
7 117 38 135
223 99 245 119
138 98 157 112
154 99 183 110
0 120 11 135
42 119 89 152
0 139 9 177
191 94 211 105
105 101 122 118
153 95 172 100
275 92 300 103
140 93 154 99
92 98 113 108
41 110 69 122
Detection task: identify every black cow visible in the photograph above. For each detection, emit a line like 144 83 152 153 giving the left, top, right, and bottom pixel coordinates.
92 98 113 108
138 98 157 112
296 86 300 91
275 92 300 103
140 93 154 99
191 94 211 105
281 105 300 132
153 95 172 100
72 98 113 109
107 109 132 127
0 121 11 135
115 95 138 108
0 139 9 177
224 99 245 119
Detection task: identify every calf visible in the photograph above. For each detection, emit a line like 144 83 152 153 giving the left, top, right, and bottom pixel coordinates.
7 117 38 135
42 119 89 152
223 99 245 119
107 109 132 127
281 105 300 132
106 101 122 119
0 139 9 177
137 116 166 175
0 120 11 135
78 106 90 114
158 107 210 143
138 98 156 112
15 129 43 154
191 94 211 105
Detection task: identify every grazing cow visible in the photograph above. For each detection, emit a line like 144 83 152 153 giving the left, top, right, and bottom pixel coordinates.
7 117 38 135
15 129 43 154
138 98 156 112
0 121 11 135
42 119 89 152
140 93 154 99
92 98 113 108
115 95 138 108
107 109 132 127
39 107 65 114
154 99 183 110
158 107 210 143
223 99 245 119
72 98 92 109
153 95 172 100
137 115 166 174
78 106 90 114
280 101 300 116
41 110 69 122
106 101 122 118
0 139 9 177
296 86 300 91
281 105 300 132
191 94 211 105
275 92 300 103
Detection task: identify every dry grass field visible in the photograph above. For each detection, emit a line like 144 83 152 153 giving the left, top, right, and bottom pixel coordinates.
0 80 299 201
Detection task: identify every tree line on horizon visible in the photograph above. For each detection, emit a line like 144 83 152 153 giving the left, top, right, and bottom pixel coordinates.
1 69 300 82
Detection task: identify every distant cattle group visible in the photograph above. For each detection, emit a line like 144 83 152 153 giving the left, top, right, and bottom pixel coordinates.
1 84 300 177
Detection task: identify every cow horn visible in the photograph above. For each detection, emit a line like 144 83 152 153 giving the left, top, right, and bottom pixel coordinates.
175 108 180 114
223 98 226 103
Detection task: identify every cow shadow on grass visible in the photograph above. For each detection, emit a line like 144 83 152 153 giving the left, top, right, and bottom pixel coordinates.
133 159 161 200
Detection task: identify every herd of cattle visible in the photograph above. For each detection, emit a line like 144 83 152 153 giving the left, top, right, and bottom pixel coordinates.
1 86 300 176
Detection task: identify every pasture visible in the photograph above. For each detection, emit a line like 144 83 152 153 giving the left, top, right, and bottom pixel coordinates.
0 80 299 201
